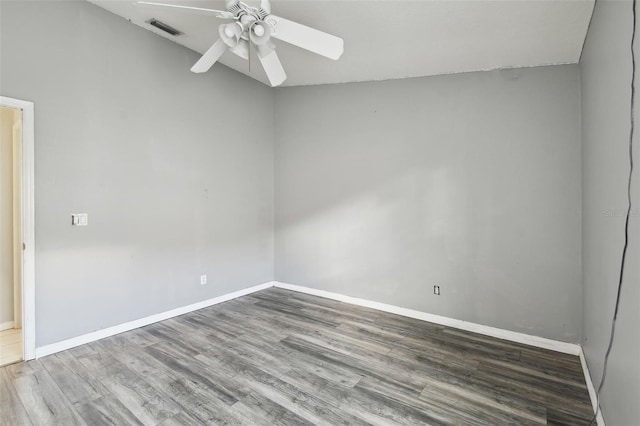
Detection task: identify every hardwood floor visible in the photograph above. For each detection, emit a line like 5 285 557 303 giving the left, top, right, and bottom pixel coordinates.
0 328 23 367
0 288 594 425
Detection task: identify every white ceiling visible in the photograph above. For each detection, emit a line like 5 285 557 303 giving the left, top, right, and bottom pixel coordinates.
88 0 595 87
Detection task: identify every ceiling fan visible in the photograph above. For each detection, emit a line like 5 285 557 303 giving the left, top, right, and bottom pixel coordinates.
135 0 344 86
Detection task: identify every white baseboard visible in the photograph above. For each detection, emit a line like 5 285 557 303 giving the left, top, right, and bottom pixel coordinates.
273 282 581 356
0 321 15 332
35 281 276 359
34 279 598 420
579 347 606 426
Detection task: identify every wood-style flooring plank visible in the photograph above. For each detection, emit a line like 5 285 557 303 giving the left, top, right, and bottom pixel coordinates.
0 369 33 426
0 287 594 425
0 329 23 367
12 367 86 425
40 352 107 405
77 349 181 425
75 394 144 426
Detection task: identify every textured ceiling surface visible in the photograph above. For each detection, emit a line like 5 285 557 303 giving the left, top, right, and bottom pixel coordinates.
89 0 595 87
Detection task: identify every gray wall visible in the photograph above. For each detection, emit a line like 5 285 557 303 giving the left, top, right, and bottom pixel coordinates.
275 65 583 342
581 0 640 424
0 0 274 346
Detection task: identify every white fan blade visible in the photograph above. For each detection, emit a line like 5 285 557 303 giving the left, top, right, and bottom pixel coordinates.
260 0 271 14
191 39 228 73
266 15 343 60
230 39 249 60
136 2 234 19
258 50 287 87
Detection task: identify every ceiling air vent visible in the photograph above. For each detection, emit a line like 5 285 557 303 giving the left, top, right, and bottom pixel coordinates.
146 18 182 36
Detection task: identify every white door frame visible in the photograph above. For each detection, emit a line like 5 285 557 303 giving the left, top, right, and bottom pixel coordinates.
1 96 36 361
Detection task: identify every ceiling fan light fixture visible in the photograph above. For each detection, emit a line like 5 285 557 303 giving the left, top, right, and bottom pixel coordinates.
253 25 265 37
219 22 243 47
249 21 271 46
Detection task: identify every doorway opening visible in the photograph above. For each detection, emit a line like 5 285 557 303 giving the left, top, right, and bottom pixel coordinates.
0 105 22 365
0 97 35 364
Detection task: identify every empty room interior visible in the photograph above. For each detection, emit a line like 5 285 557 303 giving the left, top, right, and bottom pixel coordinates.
0 0 638 425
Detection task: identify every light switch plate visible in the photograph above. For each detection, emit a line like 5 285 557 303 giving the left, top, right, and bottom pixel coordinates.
72 213 88 226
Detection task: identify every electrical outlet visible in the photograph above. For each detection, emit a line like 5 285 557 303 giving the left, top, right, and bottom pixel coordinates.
433 285 440 295
200 275 207 285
